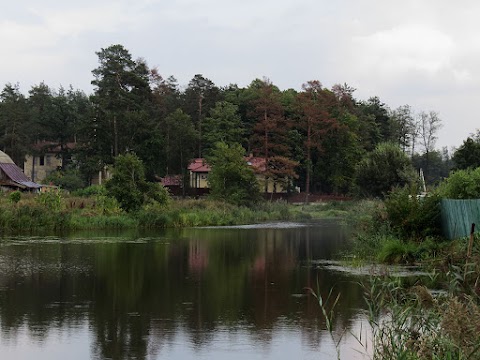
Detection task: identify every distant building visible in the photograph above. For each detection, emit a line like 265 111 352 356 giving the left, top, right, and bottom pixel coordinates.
187 156 288 194
0 150 41 192
159 174 183 196
24 142 75 183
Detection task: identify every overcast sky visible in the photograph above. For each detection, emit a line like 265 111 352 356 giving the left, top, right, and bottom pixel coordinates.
1 0 479 150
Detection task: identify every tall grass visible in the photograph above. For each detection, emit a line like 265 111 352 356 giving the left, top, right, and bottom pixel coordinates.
359 267 480 360
0 193 339 231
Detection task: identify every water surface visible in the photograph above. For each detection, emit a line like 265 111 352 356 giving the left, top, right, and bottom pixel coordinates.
0 220 371 359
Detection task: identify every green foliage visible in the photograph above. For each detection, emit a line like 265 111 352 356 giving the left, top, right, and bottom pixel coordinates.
452 134 480 170
384 187 442 241
44 169 86 192
8 191 21 204
376 238 418 263
35 190 63 211
106 153 170 212
162 109 198 176
438 167 480 199
73 185 107 197
206 142 260 206
203 101 244 154
355 142 416 198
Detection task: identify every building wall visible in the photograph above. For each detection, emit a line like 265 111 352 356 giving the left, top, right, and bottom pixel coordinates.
24 154 62 183
189 172 209 189
188 171 287 194
256 175 288 194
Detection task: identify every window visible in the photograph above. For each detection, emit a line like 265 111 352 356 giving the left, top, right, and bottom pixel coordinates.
39 156 45 166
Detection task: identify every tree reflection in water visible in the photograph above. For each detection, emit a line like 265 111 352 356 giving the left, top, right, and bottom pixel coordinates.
0 221 366 359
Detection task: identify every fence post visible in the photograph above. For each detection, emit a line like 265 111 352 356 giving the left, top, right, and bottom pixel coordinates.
468 223 475 258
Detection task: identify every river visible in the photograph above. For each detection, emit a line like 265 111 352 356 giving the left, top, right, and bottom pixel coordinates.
0 220 371 359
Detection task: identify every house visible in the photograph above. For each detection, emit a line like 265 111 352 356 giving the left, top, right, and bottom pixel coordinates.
188 158 210 190
0 150 41 192
187 156 288 194
159 174 183 196
24 142 75 183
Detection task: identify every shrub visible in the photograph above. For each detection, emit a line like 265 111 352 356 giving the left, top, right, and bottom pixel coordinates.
384 186 442 241
73 185 107 197
438 167 480 199
8 191 21 204
44 169 86 192
354 142 416 198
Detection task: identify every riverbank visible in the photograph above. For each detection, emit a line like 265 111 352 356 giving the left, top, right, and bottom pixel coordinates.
0 190 351 232
338 199 480 359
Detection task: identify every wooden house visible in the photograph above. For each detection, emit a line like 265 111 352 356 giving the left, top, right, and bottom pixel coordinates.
0 150 41 192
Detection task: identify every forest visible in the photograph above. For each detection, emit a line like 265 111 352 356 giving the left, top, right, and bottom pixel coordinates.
0 44 456 195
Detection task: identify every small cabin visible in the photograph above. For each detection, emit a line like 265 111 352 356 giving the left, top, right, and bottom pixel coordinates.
0 150 41 192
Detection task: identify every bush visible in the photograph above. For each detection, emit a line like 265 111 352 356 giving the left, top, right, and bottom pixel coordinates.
355 142 416 198
44 169 86 192
384 186 442 241
73 185 107 197
8 191 21 204
438 167 480 199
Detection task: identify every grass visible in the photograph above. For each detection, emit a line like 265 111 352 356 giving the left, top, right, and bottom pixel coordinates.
358 266 480 360
0 192 349 232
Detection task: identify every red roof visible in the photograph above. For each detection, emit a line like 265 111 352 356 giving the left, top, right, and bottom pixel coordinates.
187 156 267 174
187 158 211 173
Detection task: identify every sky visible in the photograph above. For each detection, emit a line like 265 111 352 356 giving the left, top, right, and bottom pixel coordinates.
1 0 479 151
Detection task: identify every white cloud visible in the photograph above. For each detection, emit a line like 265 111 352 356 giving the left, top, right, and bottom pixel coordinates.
353 24 455 75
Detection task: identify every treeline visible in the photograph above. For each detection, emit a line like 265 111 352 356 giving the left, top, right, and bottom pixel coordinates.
0 44 451 193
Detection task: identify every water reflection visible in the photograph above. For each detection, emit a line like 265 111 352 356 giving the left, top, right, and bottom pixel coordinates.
0 220 367 359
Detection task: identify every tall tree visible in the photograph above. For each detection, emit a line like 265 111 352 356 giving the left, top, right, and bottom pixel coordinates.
452 133 480 170
91 44 152 161
250 79 296 193
390 105 414 153
202 101 244 154
355 142 416 198
357 96 392 151
0 83 30 166
162 109 198 194
151 72 180 120
418 111 442 180
182 74 221 157
206 142 260 206
28 82 54 142
296 81 336 202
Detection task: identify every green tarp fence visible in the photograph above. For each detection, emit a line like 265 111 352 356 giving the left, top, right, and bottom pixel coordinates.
441 199 480 239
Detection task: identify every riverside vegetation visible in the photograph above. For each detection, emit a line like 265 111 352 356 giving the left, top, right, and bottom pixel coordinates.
327 169 480 359
0 187 348 232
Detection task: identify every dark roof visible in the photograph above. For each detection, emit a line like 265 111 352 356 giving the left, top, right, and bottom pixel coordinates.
0 163 41 189
160 175 182 186
31 141 76 153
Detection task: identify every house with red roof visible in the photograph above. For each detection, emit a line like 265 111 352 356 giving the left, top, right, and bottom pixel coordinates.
187 156 288 194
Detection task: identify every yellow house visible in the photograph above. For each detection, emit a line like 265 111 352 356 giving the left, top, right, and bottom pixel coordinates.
24 142 75 183
187 156 288 194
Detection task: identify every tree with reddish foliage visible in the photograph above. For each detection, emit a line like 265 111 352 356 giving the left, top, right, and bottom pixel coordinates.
296 81 339 203
249 79 297 193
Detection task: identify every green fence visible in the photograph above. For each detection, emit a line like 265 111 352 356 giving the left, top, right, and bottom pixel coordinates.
441 199 480 239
